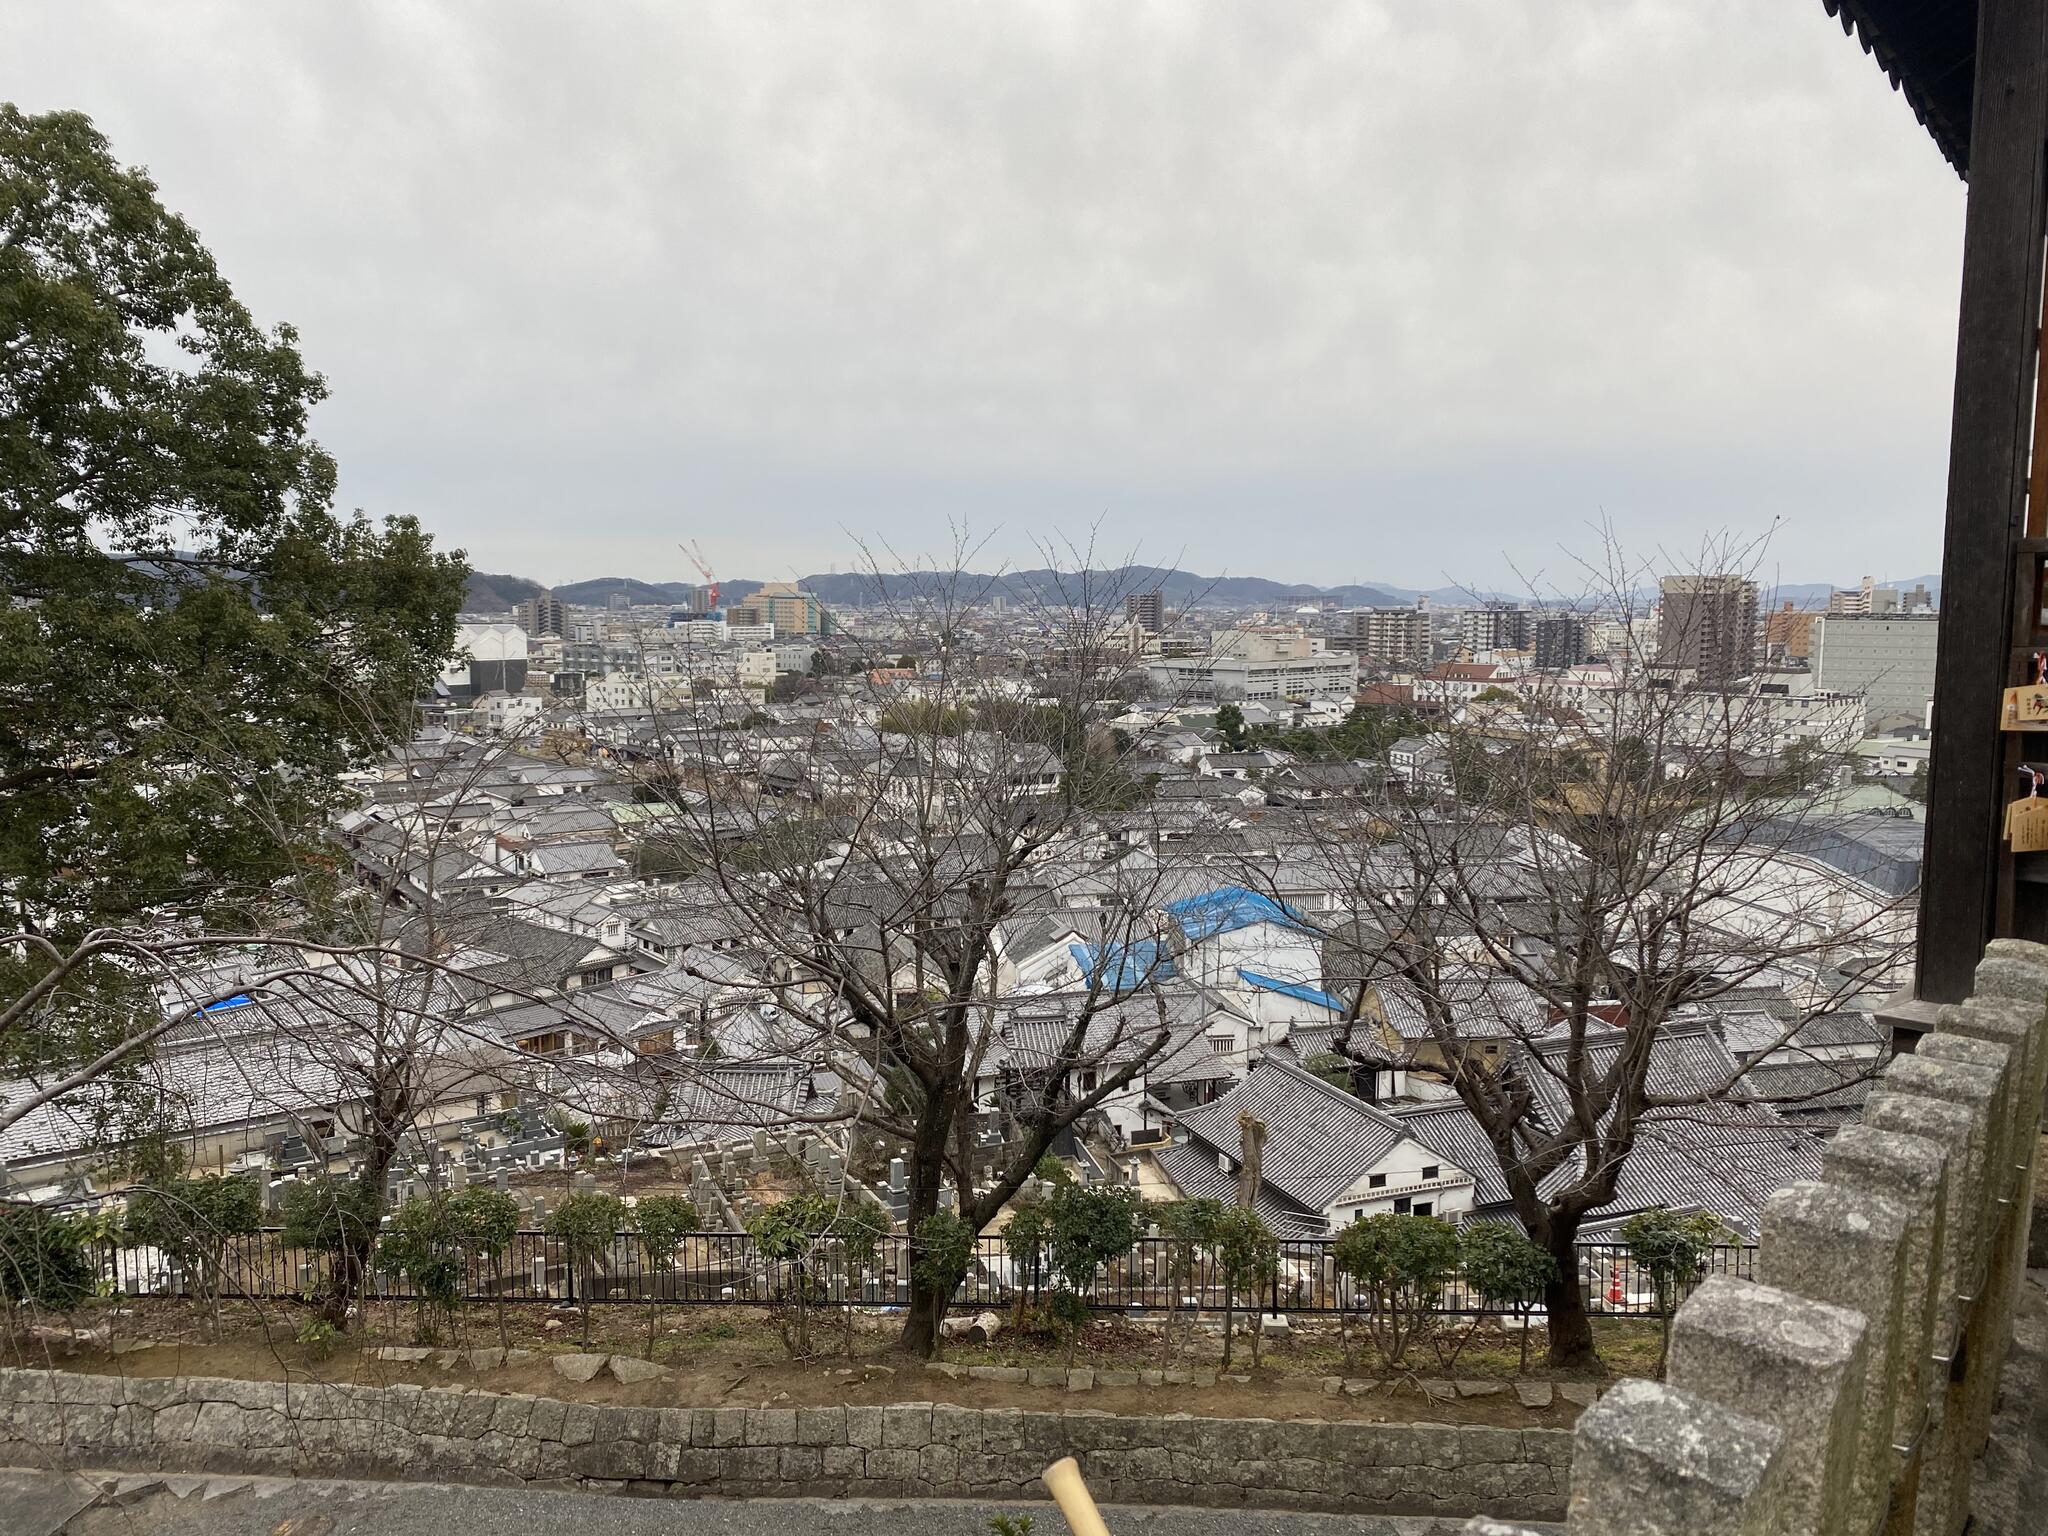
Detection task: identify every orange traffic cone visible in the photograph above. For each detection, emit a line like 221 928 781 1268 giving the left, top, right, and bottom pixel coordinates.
1607 1263 1625 1306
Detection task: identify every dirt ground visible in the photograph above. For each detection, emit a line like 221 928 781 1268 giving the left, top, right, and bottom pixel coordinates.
9 1298 1658 1431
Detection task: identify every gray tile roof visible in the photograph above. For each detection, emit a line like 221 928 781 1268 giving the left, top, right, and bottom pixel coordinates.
1152 1142 1329 1238
1174 1057 1411 1213
1523 1022 1825 1240
1374 972 1549 1041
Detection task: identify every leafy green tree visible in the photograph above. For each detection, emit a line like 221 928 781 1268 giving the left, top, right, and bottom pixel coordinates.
1333 1213 1459 1369
0 1203 98 1325
1001 1196 1054 1324
549 1111 593 1171
908 1208 976 1351
1301 1052 1359 1097
1153 1198 1225 1364
126 1175 261 1334
1621 1207 1725 1373
1044 1182 1140 1364
375 1196 463 1345
631 1194 698 1357
546 1192 624 1347
1212 1206 1278 1369
1215 703 1249 752
826 1200 892 1355
278 1175 383 1329
1456 1223 1557 1373
748 1193 833 1358
0 106 467 934
448 1187 520 1351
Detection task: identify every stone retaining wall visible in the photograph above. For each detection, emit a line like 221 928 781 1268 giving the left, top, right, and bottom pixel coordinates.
0 1367 1570 1519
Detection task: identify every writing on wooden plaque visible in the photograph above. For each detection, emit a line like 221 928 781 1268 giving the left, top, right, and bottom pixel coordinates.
2006 655 2048 731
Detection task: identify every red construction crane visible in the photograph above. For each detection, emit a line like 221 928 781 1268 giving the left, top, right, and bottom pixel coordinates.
678 541 719 612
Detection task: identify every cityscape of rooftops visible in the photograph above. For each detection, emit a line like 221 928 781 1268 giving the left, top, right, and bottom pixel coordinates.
1 5 2039 1533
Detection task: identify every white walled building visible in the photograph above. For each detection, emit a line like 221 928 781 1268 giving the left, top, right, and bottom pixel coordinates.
1812 614 1938 732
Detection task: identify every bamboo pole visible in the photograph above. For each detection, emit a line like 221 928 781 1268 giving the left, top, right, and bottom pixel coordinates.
1041 1456 1112 1536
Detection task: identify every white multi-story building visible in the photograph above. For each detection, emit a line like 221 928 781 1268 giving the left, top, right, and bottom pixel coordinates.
1520 665 1865 753
1812 614 1938 732
1144 629 1357 701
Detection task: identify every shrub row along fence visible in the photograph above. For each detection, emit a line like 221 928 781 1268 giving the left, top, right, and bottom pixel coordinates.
103 1229 1757 1320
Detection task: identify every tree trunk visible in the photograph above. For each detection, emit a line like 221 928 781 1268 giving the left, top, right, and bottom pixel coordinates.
1542 1262 1598 1370
895 1088 954 1359
902 1272 948 1359
323 1097 403 1331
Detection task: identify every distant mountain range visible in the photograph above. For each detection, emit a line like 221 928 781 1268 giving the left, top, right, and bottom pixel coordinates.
463 565 1943 614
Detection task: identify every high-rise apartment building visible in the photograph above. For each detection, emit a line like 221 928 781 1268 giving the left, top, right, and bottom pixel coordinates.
1828 576 1900 616
1460 605 1532 654
1125 588 1166 634
1530 615 1587 672
1763 601 1819 660
1332 607 1427 666
516 590 565 637
1658 575 1759 685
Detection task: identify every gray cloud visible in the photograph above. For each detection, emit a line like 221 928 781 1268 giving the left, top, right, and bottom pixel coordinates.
7 1 1964 590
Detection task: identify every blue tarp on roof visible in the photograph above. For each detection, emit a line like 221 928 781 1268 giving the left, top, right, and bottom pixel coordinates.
201 994 254 1012
1164 885 1314 940
1236 969 1350 1015
1069 940 1176 993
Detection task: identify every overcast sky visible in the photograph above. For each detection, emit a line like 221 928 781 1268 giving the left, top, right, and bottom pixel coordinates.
9 2 1965 592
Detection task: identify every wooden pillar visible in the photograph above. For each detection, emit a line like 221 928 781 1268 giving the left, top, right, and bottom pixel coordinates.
1919 0 2048 1003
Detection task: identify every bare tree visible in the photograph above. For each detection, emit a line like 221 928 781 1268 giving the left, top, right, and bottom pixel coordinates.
1240 537 1909 1367
1 722 677 1331
630 540 1201 1355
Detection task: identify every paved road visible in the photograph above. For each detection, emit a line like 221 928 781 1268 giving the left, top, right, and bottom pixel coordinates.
19 1469 1554 1536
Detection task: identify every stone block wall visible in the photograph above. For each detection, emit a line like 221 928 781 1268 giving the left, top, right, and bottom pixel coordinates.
1466 939 2048 1536
0 1368 1571 1520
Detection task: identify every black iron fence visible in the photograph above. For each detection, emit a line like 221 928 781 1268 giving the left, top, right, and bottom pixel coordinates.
104 1230 1757 1320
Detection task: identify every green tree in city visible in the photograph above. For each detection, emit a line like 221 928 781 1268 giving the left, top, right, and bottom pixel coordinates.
546 1192 624 1347
1457 1223 1557 1373
448 1187 520 1352
1215 703 1249 752
126 1175 262 1336
0 106 467 1174
1043 1182 1141 1365
747 1193 833 1359
1333 1213 1459 1370
826 1199 892 1356
631 1194 698 1358
375 1196 464 1345
1153 1198 1225 1365
1212 1206 1278 1370
0 105 467 935
278 1176 383 1330
1621 1207 1725 1374
0 1204 98 1332
1001 1194 1054 1326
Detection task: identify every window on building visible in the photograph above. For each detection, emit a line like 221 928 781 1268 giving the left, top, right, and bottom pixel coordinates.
1393 1197 1411 1215
1368 1173 1387 1189
1414 1201 1434 1217
1421 1164 1440 1180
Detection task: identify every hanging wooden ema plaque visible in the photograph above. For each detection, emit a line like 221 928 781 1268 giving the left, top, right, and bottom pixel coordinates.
2009 767 2048 852
2004 653 2048 730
